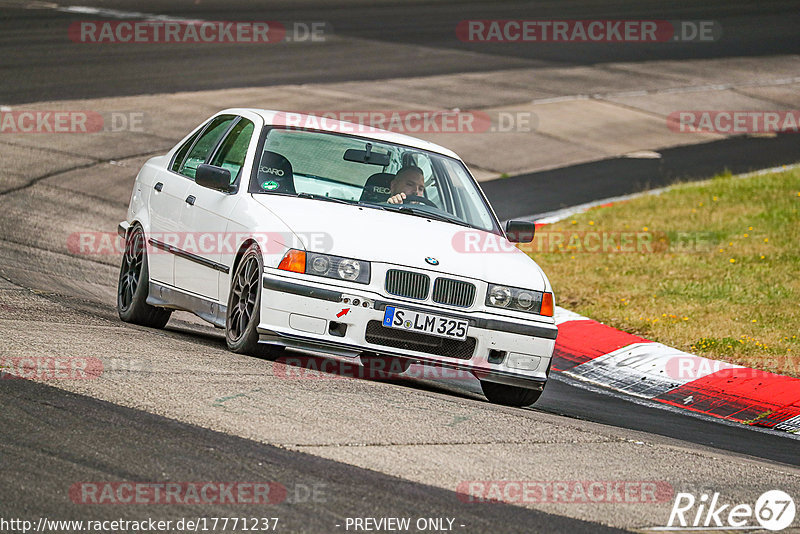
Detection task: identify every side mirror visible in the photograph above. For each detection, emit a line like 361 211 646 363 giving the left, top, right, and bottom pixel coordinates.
196 164 233 193
505 220 535 243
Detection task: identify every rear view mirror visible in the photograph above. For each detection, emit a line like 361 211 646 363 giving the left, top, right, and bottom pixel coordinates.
505 220 535 243
344 143 391 166
196 164 233 193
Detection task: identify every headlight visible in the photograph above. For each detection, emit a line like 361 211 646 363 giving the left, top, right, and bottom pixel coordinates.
337 258 361 281
306 252 370 284
487 286 512 307
486 284 552 316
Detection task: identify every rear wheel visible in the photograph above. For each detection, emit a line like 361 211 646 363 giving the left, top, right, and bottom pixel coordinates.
226 244 283 359
480 380 543 407
117 225 172 328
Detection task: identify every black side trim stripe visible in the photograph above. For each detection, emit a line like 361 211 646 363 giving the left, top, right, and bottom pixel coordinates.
480 318 558 340
263 276 344 303
148 238 230 274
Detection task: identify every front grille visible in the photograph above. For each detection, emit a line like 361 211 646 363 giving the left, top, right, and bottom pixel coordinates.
385 269 430 300
432 278 476 308
364 320 476 360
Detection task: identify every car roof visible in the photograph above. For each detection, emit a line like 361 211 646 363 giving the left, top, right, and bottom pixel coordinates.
219 108 463 161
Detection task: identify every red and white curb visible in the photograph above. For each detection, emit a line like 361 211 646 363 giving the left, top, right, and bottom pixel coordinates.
551 309 800 434
530 165 800 434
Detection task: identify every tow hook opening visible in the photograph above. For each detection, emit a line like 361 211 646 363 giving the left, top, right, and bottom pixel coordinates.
329 321 348 337
488 349 506 364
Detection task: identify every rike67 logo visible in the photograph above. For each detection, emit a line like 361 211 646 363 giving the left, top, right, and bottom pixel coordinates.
661 490 795 531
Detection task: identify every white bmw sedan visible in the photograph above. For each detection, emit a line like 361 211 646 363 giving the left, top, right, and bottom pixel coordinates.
117 108 557 406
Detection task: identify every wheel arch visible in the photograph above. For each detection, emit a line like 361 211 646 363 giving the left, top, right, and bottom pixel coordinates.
230 238 262 287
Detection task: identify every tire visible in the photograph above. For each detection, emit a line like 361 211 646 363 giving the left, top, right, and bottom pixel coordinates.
117 225 172 328
226 244 283 359
480 380 543 407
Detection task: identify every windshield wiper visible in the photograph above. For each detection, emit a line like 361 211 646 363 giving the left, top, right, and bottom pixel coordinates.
294 192 391 211
296 192 356 205
386 205 472 227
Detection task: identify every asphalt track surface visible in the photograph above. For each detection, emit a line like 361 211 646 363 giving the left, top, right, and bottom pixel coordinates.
2 0 799 104
484 133 800 220
0 378 623 533
2 1 800 532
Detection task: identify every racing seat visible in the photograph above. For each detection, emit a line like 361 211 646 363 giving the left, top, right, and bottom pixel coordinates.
255 151 295 194
359 172 395 203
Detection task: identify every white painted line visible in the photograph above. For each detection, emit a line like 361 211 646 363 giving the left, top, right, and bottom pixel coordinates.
563 342 741 400
623 150 662 159
530 77 800 107
530 95 590 105
23 1 59 8
521 186 671 225
553 306 587 325
56 5 201 23
34 3 325 44
550 373 800 440
775 415 800 433
519 162 800 224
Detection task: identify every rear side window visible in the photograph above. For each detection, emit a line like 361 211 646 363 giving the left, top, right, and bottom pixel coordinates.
177 115 235 179
209 119 255 184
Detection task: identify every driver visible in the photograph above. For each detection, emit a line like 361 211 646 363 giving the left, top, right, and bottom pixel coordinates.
386 166 426 204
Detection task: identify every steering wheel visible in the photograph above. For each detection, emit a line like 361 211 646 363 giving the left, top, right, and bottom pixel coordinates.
402 195 437 207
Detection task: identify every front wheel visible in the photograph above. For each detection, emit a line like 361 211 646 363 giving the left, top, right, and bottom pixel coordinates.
480 380 543 407
226 244 282 359
117 225 172 328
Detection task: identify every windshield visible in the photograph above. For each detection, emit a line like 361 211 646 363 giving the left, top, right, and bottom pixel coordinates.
248 128 499 233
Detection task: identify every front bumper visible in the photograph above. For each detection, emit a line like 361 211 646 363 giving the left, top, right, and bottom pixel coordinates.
258 272 557 390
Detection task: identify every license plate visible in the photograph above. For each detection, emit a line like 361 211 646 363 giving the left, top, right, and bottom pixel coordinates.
382 306 469 341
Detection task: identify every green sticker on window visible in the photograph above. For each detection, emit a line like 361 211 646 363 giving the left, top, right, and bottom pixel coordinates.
261 180 279 190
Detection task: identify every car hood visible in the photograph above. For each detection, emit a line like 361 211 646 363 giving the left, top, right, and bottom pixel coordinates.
251 195 549 291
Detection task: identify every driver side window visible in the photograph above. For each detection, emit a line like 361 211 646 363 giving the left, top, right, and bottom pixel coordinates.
209 118 255 184
176 115 235 179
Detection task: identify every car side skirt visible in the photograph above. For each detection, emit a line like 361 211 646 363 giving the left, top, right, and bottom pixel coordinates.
146 281 227 328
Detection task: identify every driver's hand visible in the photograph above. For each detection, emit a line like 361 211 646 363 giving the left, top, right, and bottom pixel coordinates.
387 192 406 204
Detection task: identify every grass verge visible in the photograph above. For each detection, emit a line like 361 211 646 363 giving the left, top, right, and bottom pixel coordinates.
523 166 800 377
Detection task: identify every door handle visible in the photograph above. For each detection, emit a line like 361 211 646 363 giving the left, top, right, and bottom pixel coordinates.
154 182 163 192
185 195 196 206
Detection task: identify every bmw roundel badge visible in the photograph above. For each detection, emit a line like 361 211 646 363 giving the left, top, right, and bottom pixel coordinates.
425 257 439 266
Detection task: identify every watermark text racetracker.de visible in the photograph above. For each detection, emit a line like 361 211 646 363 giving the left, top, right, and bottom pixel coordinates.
664 356 800 381
452 229 722 255
457 480 674 504
0 517 281 533
273 355 476 382
0 356 103 380
71 229 722 257
70 480 326 504
68 231 334 256
0 110 146 134
668 110 800 134
272 110 537 134
69 20 329 43
457 20 721 42
0 356 164 380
